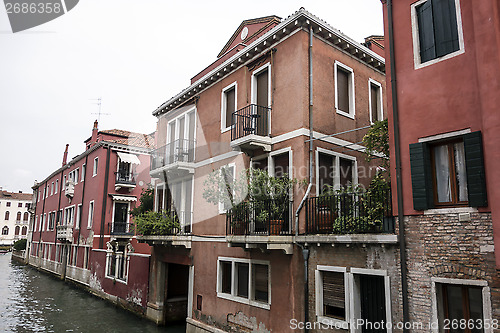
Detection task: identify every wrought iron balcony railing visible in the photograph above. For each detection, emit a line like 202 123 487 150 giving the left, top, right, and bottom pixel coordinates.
305 189 394 235
230 104 270 142
115 172 136 185
226 197 292 236
150 139 196 171
108 222 135 236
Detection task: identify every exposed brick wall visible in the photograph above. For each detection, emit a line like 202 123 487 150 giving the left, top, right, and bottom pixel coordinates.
404 212 500 332
307 244 404 333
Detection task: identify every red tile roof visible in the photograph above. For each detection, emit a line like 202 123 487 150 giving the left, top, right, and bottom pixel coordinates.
99 130 155 149
0 191 32 201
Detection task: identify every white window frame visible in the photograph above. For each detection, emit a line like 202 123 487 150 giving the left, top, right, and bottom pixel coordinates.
74 168 79 184
43 213 47 231
216 256 271 310
75 204 82 230
430 277 493 333
112 200 130 227
411 0 465 70
315 265 349 327
165 106 197 163
221 81 237 133
50 182 54 196
315 147 359 192
334 60 355 119
81 164 86 182
368 78 383 124
88 200 94 229
64 205 75 226
93 157 99 177
251 63 272 135
63 175 66 191
105 243 129 284
218 163 236 214
55 179 58 194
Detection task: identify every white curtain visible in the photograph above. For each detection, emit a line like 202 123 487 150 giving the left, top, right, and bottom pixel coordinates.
454 142 468 202
434 145 451 203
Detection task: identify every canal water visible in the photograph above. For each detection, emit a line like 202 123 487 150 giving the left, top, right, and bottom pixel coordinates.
0 254 185 333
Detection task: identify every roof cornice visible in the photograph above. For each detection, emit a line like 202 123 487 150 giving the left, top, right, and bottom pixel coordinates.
153 8 385 117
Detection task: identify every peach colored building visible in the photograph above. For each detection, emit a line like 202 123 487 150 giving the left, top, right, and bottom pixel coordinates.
144 8 401 332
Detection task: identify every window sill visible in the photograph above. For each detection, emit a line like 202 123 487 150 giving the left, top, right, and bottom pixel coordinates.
316 316 349 329
105 276 128 285
424 207 478 215
221 127 231 134
414 48 465 70
217 292 270 310
335 109 355 120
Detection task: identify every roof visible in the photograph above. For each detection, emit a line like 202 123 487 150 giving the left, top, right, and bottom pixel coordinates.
94 129 155 150
0 191 32 201
153 7 385 117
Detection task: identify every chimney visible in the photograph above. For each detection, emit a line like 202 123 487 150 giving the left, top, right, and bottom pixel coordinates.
19 191 22 193
62 144 69 166
91 120 99 146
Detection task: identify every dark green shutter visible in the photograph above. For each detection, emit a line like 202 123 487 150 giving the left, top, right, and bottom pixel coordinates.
417 1 436 63
432 0 460 57
463 131 488 207
410 143 434 210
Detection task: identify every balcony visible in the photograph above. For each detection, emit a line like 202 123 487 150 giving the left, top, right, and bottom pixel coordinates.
108 222 135 238
135 210 193 249
300 189 397 244
56 225 73 242
150 139 195 177
230 104 271 152
115 172 136 191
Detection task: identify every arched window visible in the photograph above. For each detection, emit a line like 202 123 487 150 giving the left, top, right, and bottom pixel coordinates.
4 211 9 220
14 226 20 235
2 226 8 235
23 212 29 221
16 212 22 221
21 226 27 235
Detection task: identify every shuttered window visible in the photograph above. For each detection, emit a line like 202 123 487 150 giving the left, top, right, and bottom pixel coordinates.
416 0 460 63
337 68 350 113
223 86 236 129
370 82 381 123
322 271 346 320
409 131 487 210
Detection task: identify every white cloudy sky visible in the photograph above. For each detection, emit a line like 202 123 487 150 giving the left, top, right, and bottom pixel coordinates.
0 0 384 194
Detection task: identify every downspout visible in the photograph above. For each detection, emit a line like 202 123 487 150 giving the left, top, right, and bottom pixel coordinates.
387 0 410 329
54 169 65 246
308 25 314 185
99 146 111 249
76 155 89 246
38 182 47 264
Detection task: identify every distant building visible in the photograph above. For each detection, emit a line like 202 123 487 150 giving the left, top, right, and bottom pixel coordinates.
27 121 154 315
383 0 500 328
0 190 31 246
143 8 398 332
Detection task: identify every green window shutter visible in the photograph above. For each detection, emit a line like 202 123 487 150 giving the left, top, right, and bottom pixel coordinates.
431 0 460 57
417 0 436 63
410 143 434 210
463 131 488 207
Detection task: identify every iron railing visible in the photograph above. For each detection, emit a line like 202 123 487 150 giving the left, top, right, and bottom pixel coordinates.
108 222 135 236
305 189 394 234
150 139 196 171
115 172 136 185
226 197 292 236
231 104 271 141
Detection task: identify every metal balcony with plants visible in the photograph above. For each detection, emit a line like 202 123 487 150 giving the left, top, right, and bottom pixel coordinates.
305 187 394 235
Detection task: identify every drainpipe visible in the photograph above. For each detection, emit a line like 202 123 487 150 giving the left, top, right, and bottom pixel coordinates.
99 146 111 249
308 25 314 185
387 0 410 329
295 184 313 237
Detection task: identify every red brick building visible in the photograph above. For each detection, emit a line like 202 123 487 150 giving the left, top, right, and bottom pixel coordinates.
27 121 154 314
383 0 500 330
144 8 401 332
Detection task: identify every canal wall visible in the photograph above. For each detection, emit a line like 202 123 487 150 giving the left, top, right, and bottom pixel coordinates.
11 250 25 264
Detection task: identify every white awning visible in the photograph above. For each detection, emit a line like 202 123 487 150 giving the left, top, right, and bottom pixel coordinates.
117 152 141 165
111 195 137 202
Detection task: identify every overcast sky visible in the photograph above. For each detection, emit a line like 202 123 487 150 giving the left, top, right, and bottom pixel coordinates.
0 0 384 194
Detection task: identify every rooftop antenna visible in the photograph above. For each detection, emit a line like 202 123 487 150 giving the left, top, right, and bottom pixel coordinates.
90 97 110 122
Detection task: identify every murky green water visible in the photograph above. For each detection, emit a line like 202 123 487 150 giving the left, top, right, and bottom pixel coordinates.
0 254 185 333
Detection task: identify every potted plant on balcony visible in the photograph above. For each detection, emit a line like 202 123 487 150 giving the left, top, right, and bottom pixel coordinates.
134 210 180 236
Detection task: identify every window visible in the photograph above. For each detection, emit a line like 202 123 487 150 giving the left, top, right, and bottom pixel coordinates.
316 266 347 323
81 164 86 182
334 61 355 118
250 64 271 136
106 243 129 282
93 157 99 176
432 278 492 333
23 212 29 221
221 82 237 132
18 202 22 208
369 79 383 124
50 182 54 195
63 175 66 191
55 179 58 194
75 204 82 230
64 206 75 226
165 107 196 165
410 131 487 210
43 213 47 231
2 226 8 235
217 257 270 309
218 164 236 214
412 0 464 67
6 202 10 207
316 149 357 193
74 169 79 184
21 226 27 235
16 212 21 221
112 202 129 233
25 203 29 208
14 226 20 235
48 212 55 230
4 211 9 220
88 201 94 229
83 247 90 269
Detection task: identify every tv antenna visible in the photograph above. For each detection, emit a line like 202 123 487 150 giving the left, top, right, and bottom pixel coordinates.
90 97 110 122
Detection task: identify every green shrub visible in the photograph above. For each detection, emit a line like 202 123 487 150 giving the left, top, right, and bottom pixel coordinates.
13 239 27 251
135 210 180 236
